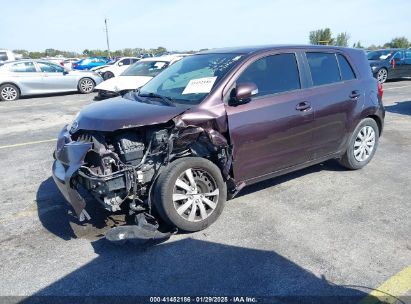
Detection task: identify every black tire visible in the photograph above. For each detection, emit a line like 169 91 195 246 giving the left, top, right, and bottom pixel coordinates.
153 157 227 232
0 83 20 101
78 78 95 94
102 71 115 80
376 68 388 84
338 118 379 170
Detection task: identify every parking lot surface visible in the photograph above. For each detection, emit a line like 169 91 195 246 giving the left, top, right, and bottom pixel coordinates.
0 82 410 300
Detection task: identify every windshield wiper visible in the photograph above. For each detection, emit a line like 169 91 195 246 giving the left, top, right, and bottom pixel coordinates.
138 92 175 107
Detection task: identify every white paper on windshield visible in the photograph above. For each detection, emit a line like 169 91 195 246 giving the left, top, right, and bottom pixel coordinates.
182 76 217 94
154 62 166 68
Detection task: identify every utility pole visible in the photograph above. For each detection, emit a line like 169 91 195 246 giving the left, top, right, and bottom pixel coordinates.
104 18 111 58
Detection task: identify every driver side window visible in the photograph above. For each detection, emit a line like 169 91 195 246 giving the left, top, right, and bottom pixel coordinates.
237 53 301 99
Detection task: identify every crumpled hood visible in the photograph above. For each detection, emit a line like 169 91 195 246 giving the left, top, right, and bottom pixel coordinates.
95 76 153 92
73 96 187 132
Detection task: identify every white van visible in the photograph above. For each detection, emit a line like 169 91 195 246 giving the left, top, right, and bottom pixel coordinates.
0 50 16 63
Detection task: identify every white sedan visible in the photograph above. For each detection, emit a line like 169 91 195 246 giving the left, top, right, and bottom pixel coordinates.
94 54 188 100
92 57 140 80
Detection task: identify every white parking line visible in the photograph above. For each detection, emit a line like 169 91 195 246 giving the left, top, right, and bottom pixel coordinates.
384 84 411 91
0 139 55 149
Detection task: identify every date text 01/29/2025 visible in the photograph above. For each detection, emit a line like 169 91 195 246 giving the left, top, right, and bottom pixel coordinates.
149 296 258 303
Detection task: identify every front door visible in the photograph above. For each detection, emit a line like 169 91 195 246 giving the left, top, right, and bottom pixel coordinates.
37 62 77 92
225 53 314 182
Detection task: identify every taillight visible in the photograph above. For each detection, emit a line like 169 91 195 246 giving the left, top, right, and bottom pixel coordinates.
73 63 78 68
60 61 64 66
378 82 383 98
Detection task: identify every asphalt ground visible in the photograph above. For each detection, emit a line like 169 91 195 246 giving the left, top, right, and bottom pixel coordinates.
0 81 410 302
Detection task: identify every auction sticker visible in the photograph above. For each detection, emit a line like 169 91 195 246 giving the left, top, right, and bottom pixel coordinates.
182 76 217 94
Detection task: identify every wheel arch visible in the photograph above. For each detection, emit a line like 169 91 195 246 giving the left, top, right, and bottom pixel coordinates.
0 82 22 95
367 114 383 136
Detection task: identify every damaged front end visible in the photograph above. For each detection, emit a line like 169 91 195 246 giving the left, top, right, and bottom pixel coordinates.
52 113 234 241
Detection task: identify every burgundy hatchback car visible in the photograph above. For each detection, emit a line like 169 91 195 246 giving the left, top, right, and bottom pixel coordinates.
52 45 384 234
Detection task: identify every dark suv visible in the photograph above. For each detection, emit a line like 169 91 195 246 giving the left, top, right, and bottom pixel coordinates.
52 45 384 233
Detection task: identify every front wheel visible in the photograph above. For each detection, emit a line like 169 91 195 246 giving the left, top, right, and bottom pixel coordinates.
102 71 114 80
78 78 95 94
153 157 227 232
376 68 388 84
338 118 379 170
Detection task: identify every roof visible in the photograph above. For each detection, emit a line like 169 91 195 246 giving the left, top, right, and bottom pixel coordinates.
197 44 356 55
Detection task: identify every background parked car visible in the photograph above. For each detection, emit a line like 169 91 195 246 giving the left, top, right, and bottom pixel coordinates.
0 60 103 101
72 57 109 70
368 49 411 83
92 57 140 80
94 54 188 99
0 50 17 63
63 58 80 70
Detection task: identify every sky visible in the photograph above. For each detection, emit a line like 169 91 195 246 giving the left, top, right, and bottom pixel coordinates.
1 0 410 52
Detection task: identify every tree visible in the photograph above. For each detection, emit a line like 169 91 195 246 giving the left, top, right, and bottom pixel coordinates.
352 41 364 49
13 49 29 58
309 28 334 45
389 37 409 48
335 32 350 47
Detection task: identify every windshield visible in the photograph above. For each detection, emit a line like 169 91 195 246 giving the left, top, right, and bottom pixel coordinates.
121 60 169 77
367 50 393 60
139 53 244 105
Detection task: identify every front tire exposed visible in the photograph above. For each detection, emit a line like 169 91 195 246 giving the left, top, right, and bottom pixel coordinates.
102 71 114 80
0 84 20 101
78 78 95 94
338 118 379 170
153 157 227 232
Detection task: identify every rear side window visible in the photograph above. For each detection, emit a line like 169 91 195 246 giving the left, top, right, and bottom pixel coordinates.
306 52 340 86
237 53 300 97
10 62 36 72
337 54 356 81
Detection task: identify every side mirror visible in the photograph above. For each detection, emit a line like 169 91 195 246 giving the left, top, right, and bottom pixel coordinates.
118 62 124 66
228 82 258 106
63 70 69 75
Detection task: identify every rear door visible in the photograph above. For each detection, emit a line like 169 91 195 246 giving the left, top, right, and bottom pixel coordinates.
36 62 77 92
403 50 411 77
391 51 407 78
303 51 359 158
225 52 315 182
8 61 43 94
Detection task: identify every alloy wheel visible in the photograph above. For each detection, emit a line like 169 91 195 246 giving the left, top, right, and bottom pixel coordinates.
172 168 220 222
377 69 387 83
80 79 94 93
354 126 376 162
1 86 18 101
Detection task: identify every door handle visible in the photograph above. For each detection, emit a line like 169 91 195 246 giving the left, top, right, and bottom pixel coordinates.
349 90 361 99
295 101 311 111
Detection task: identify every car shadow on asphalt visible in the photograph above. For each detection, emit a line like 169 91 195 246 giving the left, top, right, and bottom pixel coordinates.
21 238 381 302
236 160 344 199
385 100 411 116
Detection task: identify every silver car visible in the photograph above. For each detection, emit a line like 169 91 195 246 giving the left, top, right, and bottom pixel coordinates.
0 60 103 101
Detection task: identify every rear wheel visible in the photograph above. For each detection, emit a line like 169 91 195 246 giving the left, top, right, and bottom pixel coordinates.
153 157 226 232
338 118 379 170
102 71 115 80
78 78 95 94
376 68 388 83
0 84 20 101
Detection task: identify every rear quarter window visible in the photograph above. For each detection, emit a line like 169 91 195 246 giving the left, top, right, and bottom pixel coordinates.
0 52 8 61
306 52 340 86
337 54 356 81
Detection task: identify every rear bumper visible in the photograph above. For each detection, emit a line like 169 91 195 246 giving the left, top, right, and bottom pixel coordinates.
52 126 92 218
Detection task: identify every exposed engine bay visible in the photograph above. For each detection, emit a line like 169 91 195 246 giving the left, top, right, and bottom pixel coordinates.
68 119 234 222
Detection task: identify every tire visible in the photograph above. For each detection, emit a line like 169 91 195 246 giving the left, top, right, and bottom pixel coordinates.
376 68 388 84
78 78 95 94
0 84 20 101
338 118 379 170
153 157 227 232
102 71 114 80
